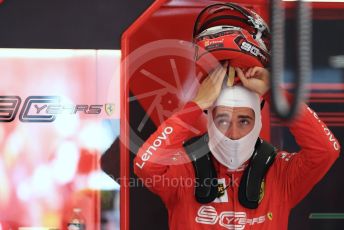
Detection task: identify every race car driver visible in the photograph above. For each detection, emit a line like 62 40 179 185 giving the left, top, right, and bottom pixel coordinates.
133 63 340 230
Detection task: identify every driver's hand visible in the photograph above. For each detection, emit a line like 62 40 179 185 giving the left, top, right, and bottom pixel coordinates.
192 62 228 110
235 67 270 96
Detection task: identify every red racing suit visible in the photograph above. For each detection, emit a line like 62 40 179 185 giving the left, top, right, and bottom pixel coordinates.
134 93 340 230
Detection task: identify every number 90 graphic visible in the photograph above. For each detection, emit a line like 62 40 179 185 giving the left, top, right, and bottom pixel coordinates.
0 96 59 122
0 96 21 122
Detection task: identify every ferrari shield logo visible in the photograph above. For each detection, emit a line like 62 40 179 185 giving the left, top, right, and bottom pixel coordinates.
105 103 115 116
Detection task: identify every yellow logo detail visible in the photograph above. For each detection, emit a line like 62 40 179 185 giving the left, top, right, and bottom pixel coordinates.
105 103 115 116
204 40 209 47
258 180 265 203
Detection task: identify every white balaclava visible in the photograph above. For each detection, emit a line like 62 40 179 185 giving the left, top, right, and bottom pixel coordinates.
207 85 262 170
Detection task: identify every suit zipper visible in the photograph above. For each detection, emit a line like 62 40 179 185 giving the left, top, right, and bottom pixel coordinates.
232 173 236 230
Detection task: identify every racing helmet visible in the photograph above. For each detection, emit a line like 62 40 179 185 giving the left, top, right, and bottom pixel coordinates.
193 2 270 51
193 3 271 80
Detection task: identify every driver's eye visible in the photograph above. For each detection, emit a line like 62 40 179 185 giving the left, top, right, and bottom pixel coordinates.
215 118 230 128
239 119 250 126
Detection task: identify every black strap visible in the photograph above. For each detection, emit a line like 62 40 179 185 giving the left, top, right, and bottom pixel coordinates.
183 134 218 204
238 139 277 209
184 135 277 209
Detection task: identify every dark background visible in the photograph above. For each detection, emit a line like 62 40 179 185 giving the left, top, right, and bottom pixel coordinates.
1 1 343 230
0 0 154 49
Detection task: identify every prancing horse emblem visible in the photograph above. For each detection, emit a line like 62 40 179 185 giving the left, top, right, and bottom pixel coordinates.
105 103 115 116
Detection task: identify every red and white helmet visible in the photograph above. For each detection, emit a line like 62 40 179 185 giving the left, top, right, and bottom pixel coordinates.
193 3 271 79
193 2 271 51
